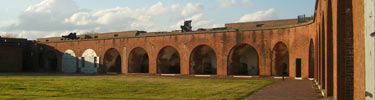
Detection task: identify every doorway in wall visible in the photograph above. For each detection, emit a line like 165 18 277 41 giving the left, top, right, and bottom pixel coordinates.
296 58 302 77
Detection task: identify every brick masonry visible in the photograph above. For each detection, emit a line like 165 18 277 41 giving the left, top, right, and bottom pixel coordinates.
0 0 365 100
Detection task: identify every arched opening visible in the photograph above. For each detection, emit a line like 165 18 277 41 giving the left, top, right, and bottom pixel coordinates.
62 49 77 73
271 42 289 76
309 40 315 78
81 49 99 73
128 47 149 73
228 44 259 76
103 48 122 73
157 46 180 74
39 51 58 72
189 45 217 75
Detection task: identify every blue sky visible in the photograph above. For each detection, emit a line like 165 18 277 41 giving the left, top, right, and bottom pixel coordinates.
0 0 315 39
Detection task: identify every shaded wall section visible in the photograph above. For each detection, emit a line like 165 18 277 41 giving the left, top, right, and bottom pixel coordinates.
62 49 77 73
157 46 180 74
272 42 289 76
128 47 149 73
80 49 99 73
309 40 315 78
0 38 37 72
103 48 121 73
38 50 58 72
228 44 259 75
0 46 22 72
190 45 217 75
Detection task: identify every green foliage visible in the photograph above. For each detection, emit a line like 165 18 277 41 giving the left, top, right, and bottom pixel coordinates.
0 75 273 100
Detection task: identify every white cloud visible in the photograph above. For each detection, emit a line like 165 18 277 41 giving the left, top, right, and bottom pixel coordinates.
0 20 16 28
64 2 180 32
64 12 93 26
25 0 79 15
216 0 237 8
143 2 180 15
5 0 80 31
0 0 184 39
238 8 278 22
170 14 217 30
170 3 218 30
0 0 220 39
0 32 19 38
181 3 203 17
189 14 215 29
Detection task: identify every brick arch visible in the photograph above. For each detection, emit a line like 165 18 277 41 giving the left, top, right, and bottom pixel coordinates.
224 43 262 59
156 45 181 56
189 44 217 75
99 46 121 57
62 49 77 73
82 49 98 57
271 41 290 55
58 48 80 72
271 39 289 50
154 44 182 60
156 46 181 74
103 48 122 73
62 48 79 56
271 41 290 76
79 48 98 57
127 46 151 57
227 43 260 76
188 43 218 58
63 49 76 57
80 48 99 73
128 47 149 73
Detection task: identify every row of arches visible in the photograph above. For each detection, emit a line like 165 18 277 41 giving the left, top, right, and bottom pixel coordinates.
51 41 315 77
61 49 101 73
125 44 261 75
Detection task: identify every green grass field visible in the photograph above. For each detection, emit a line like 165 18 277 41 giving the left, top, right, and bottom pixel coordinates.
0 74 273 100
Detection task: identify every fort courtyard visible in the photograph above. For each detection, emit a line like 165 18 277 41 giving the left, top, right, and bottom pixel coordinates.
0 73 325 100
0 0 374 100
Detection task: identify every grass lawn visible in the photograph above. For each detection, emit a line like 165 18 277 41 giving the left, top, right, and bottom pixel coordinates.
0 74 274 100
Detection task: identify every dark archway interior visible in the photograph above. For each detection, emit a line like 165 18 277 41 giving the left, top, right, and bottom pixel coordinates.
103 48 122 73
39 51 58 72
272 42 289 76
157 47 180 74
228 44 259 76
189 45 217 75
128 48 149 73
22 48 35 72
309 40 315 78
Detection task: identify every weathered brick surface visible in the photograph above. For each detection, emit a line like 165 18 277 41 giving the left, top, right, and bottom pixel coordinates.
0 46 22 72
352 0 365 99
0 38 36 72
39 22 316 78
35 0 367 99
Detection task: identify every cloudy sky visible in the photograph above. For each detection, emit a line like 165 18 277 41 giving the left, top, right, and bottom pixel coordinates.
0 0 315 40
